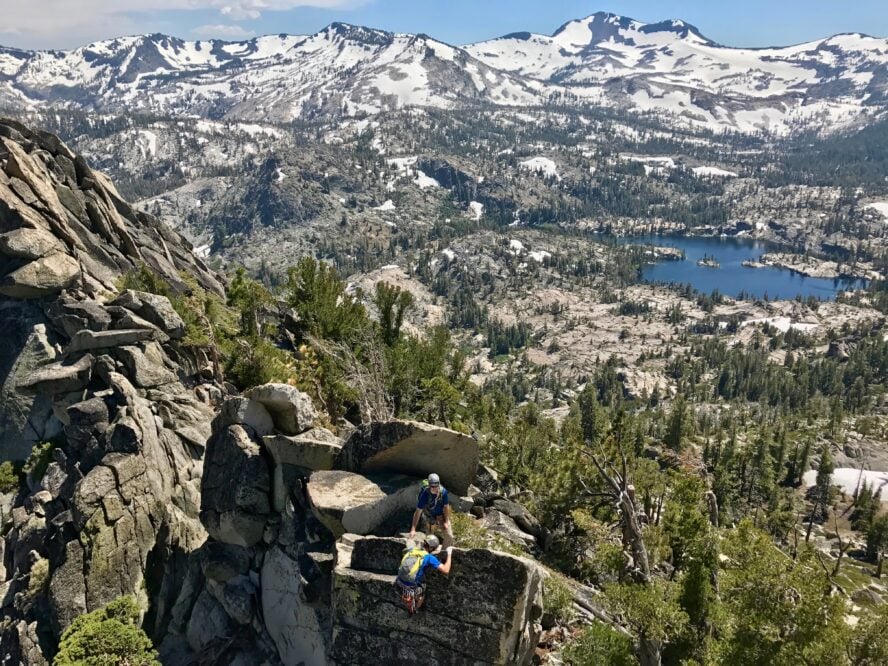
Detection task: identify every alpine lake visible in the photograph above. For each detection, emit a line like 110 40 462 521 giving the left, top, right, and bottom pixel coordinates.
610 234 867 300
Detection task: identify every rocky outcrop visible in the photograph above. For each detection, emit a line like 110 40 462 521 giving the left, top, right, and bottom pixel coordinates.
336 420 479 495
0 119 555 664
331 535 543 665
187 389 549 665
201 424 271 547
0 117 222 463
0 120 223 662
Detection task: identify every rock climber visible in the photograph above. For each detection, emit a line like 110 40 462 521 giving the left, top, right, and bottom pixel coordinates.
408 472 454 548
395 534 454 613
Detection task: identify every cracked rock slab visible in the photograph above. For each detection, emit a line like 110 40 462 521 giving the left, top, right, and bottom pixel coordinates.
0 252 81 298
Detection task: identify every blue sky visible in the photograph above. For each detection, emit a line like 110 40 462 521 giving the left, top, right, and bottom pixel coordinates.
4 0 888 50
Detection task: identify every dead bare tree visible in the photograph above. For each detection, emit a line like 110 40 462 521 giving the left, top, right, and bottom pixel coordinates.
581 439 661 666
831 514 852 578
310 331 393 424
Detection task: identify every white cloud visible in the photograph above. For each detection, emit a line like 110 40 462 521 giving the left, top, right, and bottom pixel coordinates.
2 1 361 48
221 6 262 21
192 23 255 39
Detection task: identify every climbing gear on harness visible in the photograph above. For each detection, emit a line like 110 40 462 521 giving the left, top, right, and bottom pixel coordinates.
396 579 425 614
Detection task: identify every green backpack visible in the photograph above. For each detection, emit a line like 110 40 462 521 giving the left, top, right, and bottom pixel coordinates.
398 547 427 585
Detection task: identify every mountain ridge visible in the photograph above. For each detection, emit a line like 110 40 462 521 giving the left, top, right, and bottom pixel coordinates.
1 12 887 134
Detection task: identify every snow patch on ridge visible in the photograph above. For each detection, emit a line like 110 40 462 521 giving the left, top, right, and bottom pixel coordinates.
519 157 560 180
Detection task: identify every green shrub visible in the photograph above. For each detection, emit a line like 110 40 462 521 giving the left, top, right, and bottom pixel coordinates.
28 558 49 598
117 264 171 298
451 513 525 557
23 442 55 484
0 461 19 493
54 596 159 666
561 621 635 666
543 570 575 626
223 336 296 390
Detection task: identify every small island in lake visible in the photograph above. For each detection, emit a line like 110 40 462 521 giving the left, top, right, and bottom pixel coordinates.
696 254 720 268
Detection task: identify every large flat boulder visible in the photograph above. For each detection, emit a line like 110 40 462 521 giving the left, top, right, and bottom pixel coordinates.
244 383 317 435
213 397 275 438
114 342 177 388
306 471 417 538
0 253 80 298
263 428 343 470
331 535 543 665
480 509 536 551
336 420 479 495
68 328 156 352
0 228 65 260
111 290 186 339
17 353 93 395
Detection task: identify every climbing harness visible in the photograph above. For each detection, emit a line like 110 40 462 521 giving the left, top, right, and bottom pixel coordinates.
396 579 425 614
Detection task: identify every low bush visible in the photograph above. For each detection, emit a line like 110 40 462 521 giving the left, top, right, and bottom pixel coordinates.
54 596 159 666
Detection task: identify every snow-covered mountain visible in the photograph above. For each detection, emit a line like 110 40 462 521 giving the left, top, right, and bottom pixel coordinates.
2 12 887 134
466 13 888 133
0 24 542 121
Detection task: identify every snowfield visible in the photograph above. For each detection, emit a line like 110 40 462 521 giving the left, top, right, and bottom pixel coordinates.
519 157 560 180
413 172 440 189
864 202 888 219
692 166 738 178
741 317 819 333
803 468 888 502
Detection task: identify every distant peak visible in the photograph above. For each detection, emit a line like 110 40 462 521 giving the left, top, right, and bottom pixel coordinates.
500 31 534 42
550 11 711 46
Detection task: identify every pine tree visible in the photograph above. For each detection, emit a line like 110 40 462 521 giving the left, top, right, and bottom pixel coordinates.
374 281 415 346
795 439 812 487
665 395 687 452
867 514 888 577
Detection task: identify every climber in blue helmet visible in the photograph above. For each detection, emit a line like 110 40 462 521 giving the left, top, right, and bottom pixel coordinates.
409 473 454 548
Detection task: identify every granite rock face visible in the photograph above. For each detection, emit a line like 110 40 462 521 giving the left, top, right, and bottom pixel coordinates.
0 119 222 662
200 424 271 547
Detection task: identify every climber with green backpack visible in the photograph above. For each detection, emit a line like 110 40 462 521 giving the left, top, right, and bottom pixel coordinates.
395 534 454 614
409 473 454 548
